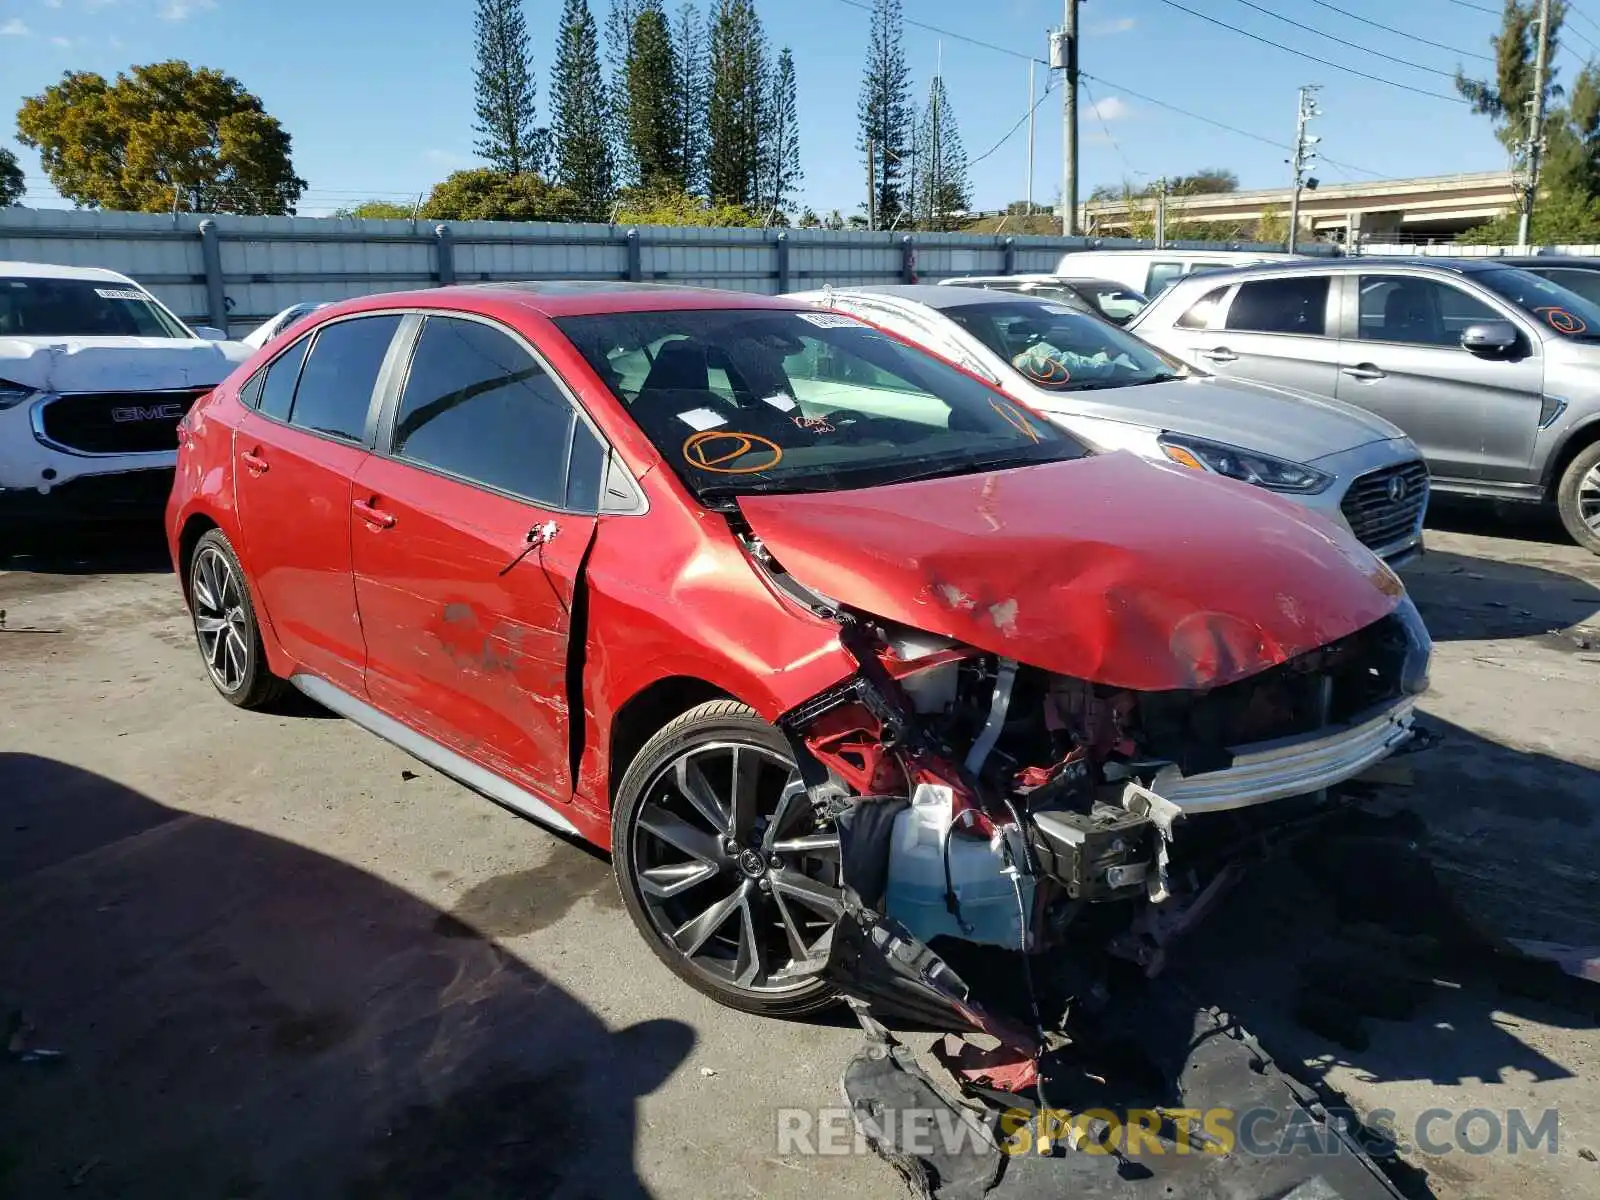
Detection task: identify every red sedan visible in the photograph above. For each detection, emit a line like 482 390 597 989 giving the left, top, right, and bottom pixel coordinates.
167 283 1430 1021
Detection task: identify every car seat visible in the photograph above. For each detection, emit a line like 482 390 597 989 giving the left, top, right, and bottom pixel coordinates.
1382 283 1443 344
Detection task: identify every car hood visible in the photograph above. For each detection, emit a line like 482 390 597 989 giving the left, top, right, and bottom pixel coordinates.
0 336 248 393
737 452 1404 692
1020 374 1406 462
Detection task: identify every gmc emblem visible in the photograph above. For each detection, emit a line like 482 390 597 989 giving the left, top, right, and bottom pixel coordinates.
110 403 187 423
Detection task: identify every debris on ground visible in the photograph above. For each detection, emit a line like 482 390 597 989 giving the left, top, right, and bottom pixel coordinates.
6 1010 65 1065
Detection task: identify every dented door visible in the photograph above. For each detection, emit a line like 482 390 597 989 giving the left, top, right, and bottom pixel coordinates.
350 455 595 802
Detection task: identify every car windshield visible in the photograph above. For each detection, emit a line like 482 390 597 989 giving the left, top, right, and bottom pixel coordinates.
1475 267 1600 340
555 307 1085 502
0 276 192 339
943 299 1187 390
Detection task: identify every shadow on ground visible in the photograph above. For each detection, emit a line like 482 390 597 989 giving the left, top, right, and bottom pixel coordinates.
0 519 172 576
1175 712 1599 1100
0 753 693 1200
1400 545 1600 642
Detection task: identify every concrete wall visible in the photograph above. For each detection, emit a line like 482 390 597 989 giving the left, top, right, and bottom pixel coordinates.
0 207 1308 336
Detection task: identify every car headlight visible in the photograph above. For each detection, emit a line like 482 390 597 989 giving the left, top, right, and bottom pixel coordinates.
1157 432 1333 494
0 378 36 411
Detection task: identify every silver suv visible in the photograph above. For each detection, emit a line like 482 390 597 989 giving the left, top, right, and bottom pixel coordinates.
1130 257 1600 554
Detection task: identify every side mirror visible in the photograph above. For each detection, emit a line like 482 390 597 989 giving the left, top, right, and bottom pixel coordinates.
192 325 230 342
1460 321 1519 356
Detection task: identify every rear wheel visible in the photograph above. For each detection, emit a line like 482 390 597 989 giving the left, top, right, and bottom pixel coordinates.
188 529 287 709
1556 440 1600 555
611 701 844 1017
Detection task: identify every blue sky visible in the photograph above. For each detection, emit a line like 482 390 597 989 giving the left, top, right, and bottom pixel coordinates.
0 0 1574 216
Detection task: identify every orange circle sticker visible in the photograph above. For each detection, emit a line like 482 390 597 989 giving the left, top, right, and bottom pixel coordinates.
989 398 1043 443
1536 306 1587 334
682 430 784 474
1016 355 1072 386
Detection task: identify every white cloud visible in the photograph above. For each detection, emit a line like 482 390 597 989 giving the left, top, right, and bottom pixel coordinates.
1089 17 1137 35
159 0 216 20
51 34 71 45
1088 95 1131 122
1 17 31 35
44 0 63 8
424 148 470 168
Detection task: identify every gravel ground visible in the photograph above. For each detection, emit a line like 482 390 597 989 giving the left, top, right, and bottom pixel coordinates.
1 501 1597 1200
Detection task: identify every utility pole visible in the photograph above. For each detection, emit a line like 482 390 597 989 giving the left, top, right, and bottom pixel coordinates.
867 136 877 232
1519 0 1552 249
1155 177 1168 248
1050 0 1083 236
1288 85 1321 254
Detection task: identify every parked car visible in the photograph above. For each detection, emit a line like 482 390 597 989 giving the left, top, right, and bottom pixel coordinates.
1487 254 1600 307
791 284 1428 565
938 274 1150 324
242 302 332 350
1129 256 1600 554
1054 248 1306 299
168 282 1430 1025
0 261 252 526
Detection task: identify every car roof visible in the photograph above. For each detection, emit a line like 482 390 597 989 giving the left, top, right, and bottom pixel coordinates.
1488 254 1600 268
947 274 1137 289
316 280 806 321
0 260 139 284
1064 248 1296 261
1151 255 1521 294
812 283 1066 311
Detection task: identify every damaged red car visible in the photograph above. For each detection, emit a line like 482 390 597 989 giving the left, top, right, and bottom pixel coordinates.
166 283 1431 1025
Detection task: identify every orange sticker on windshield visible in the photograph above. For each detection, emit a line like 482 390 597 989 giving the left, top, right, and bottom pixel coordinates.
1016 356 1072 386
1535 306 1587 334
989 398 1042 443
682 430 784 473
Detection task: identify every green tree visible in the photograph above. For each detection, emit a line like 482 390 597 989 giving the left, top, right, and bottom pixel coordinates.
614 179 762 225
1255 204 1288 246
332 199 416 219
908 74 970 231
420 168 578 221
706 0 767 207
857 0 912 227
0 147 23 206
606 0 648 184
16 61 305 214
551 0 616 219
761 46 802 217
1460 183 1600 243
626 5 684 187
673 2 710 194
473 0 543 175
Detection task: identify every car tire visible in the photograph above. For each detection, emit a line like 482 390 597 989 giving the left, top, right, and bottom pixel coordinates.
187 529 288 710
1556 440 1600 555
611 700 843 1018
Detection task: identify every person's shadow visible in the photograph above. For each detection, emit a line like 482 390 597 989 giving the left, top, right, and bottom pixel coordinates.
0 753 693 1200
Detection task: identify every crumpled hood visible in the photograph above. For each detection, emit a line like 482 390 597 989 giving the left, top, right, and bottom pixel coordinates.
0 336 248 394
1024 374 1406 463
738 452 1405 692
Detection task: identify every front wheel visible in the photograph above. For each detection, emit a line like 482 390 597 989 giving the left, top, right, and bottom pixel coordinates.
1556 440 1600 555
611 700 844 1017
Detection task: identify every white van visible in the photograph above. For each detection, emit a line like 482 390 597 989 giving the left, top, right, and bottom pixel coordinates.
1054 249 1307 300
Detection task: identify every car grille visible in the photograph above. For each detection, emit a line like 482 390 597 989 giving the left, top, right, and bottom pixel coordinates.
36 388 210 455
1340 461 1430 552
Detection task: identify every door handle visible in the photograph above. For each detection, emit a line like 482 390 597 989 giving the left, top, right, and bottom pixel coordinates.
1198 347 1237 363
1341 364 1387 382
353 497 397 529
239 448 268 475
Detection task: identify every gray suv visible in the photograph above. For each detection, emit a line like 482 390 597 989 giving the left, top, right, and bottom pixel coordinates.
1129 257 1600 554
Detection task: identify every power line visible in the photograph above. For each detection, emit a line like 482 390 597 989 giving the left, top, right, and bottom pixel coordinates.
826 0 1043 64
1078 76 1137 175
1080 69 1386 177
1303 0 1493 63
969 75 1056 165
1149 0 1469 101
1569 1 1600 38
1441 0 1498 14
1223 0 1463 78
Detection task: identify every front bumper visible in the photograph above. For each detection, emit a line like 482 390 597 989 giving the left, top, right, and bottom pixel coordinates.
1150 696 1418 814
1 392 182 521
0 467 177 524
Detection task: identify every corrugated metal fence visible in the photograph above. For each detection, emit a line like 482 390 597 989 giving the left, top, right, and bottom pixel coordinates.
0 207 1302 336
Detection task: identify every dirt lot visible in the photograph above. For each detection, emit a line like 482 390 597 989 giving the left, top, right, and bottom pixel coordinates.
2 502 1598 1200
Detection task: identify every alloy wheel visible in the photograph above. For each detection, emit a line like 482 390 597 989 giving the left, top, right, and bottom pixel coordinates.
1580 464 1600 534
629 741 843 996
191 545 251 694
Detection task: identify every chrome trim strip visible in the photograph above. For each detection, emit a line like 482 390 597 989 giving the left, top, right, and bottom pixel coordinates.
290 673 580 836
1151 697 1417 814
30 387 210 459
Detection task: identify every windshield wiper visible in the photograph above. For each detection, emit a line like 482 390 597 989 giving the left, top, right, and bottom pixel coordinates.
872 450 1063 486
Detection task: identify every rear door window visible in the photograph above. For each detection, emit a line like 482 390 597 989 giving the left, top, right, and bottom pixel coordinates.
1224 276 1330 336
256 336 311 421
289 315 403 442
390 315 585 508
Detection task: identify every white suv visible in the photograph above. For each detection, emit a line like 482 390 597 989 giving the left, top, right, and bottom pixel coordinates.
0 262 251 528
